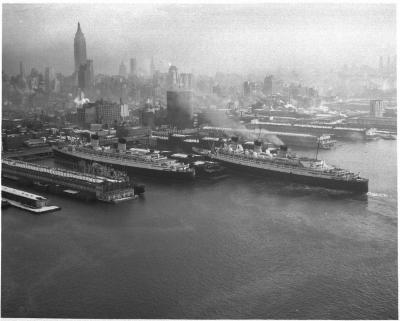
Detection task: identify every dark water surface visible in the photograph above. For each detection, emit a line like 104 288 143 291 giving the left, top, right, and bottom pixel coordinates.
2 140 397 319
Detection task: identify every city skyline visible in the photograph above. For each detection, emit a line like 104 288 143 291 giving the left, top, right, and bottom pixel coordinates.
2 3 396 77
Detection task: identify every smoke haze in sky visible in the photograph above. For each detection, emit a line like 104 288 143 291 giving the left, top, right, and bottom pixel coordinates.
2 3 396 76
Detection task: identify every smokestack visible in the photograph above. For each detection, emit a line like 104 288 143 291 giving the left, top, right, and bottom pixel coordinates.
279 145 288 157
91 134 99 148
118 138 127 152
254 140 262 153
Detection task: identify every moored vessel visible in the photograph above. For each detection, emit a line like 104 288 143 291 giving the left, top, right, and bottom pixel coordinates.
205 137 368 193
53 139 196 181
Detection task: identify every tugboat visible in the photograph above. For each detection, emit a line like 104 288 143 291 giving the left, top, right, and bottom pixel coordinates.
365 128 379 140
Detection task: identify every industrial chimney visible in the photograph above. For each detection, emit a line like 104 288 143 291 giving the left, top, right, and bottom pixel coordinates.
91 134 99 148
118 138 127 152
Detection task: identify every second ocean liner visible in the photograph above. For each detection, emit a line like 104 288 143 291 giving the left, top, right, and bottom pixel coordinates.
196 137 368 193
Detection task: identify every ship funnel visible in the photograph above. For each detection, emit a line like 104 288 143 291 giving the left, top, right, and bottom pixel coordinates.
279 144 288 157
230 136 239 149
254 140 262 153
91 134 99 147
118 138 127 152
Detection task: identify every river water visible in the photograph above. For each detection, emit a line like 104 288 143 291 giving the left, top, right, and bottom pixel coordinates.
1 139 397 319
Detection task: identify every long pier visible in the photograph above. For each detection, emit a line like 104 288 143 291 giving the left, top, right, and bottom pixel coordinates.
2 146 53 160
204 123 367 140
2 158 140 203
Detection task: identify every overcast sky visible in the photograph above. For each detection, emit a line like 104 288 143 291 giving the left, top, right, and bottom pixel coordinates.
2 3 396 77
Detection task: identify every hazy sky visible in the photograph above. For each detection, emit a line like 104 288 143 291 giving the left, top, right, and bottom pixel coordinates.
2 3 397 77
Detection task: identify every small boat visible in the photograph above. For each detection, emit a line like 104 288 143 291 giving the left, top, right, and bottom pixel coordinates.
365 128 379 140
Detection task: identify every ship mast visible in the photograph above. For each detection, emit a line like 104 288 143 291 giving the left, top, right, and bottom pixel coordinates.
315 137 320 160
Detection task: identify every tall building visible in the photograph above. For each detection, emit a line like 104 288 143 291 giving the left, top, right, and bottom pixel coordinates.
78 59 94 90
73 22 94 92
119 61 127 78
167 91 193 129
243 81 251 97
263 75 273 96
150 56 155 77
44 67 55 93
79 100 123 127
130 58 137 76
74 22 87 73
168 65 179 89
19 61 25 78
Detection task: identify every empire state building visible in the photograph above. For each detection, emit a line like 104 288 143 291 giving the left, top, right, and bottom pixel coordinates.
74 22 87 72
73 22 93 92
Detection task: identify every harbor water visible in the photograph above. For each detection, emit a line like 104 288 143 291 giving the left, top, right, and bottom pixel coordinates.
1 139 397 319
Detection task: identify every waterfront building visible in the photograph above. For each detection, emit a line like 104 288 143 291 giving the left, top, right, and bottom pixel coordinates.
167 90 193 129
370 99 384 117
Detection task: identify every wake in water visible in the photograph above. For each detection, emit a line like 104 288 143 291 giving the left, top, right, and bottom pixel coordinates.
367 192 388 198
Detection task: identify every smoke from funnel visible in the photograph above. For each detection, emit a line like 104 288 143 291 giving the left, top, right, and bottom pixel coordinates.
74 91 90 107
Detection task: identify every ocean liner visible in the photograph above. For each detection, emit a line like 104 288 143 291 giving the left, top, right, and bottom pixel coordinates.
53 139 195 180
202 137 368 193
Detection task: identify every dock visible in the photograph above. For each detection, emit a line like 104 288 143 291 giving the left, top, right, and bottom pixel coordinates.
1 185 61 214
2 158 142 203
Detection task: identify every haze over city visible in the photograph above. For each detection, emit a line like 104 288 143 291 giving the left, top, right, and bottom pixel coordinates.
2 3 396 76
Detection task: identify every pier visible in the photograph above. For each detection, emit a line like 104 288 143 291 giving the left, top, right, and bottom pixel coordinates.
2 158 141 203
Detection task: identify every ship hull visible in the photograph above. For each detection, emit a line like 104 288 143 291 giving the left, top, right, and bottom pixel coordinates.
53 148 195 181
213 156 368 193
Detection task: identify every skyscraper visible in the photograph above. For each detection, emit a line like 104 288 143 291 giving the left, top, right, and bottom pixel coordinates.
168 65 178 89
19 61 25 78
78 60 94 90
150 56 155 77
45 66 55 93
74 22 87 73
263 75 273 96
73 22 94 93
119 61 127 78
130 58 137 76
